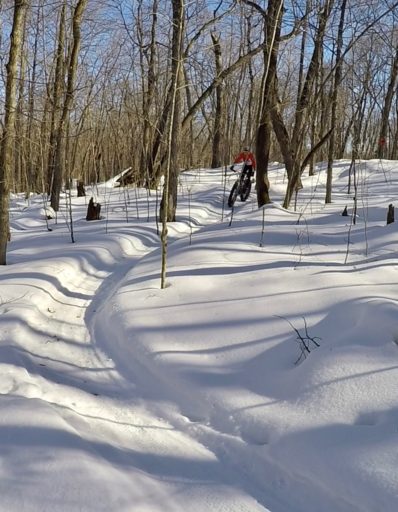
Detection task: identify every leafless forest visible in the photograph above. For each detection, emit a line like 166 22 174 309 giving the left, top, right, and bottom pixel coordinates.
1 0 398 261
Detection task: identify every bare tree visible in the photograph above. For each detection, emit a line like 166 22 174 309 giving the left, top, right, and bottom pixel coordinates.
47 0 66 199
160 0 185 288
210 31 224 168
325 0 347 203
3 0 398 233
137 0 159 185
272 1 334 208
253 0 284 207
50 0 88 212
160 0 185 223
378 40 398 159
0 0 28 265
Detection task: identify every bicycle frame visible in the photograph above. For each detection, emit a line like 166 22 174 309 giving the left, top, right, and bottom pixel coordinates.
228 165 252 207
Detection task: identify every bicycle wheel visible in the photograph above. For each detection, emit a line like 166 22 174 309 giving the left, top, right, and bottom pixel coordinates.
228 182 240 207
240 179 252 201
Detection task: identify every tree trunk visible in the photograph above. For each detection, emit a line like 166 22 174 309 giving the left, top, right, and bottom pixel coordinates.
326 0 347 203
255 0 284 207
138 0 158 185
160 0 185 288
15 11 27 193
211 32 224 168
244 15 255 147
160 0 185 223
0 0 28 264
26 3 41 195
147 84 173 187
51 0 88 212
47 1 66 197
377 43 398 159
276 0 334 208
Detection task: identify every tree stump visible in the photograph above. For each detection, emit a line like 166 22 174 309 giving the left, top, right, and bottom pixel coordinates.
77 181 86 197
342 205 348 216
387 204 394 225
86 198 101 221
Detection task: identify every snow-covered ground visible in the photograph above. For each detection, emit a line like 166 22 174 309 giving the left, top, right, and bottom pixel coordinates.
1 160 397 511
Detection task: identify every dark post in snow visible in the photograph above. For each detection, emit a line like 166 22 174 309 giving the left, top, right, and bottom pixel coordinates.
86 198 101 220
387 204 394 225
77 181 86 197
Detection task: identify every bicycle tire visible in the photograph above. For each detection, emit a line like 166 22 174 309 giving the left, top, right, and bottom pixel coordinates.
228 182 239 207
240 180 252 201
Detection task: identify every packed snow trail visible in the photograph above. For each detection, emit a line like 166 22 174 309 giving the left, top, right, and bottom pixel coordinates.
2 173 270 511
94 165 398 512
2 164 398 511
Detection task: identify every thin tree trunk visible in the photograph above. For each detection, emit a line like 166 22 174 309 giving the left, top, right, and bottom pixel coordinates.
182 65 194 168
160 0 185 288
138 0 158 185
51 0 88 212
279 0 334 208
244 15 255 146
160 0 184 223
47 1 66 198
211 32 224 168
296 0 310 110
377 43 398 158
26 2 41 196
326 0 347 203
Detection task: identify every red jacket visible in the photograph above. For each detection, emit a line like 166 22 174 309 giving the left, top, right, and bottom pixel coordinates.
234 151 256 169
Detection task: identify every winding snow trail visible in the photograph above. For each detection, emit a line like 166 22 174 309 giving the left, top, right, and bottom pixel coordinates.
3 164 398 512
2 174 270 511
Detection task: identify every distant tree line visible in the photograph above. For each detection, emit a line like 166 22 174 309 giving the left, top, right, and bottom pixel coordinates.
1 0 398 262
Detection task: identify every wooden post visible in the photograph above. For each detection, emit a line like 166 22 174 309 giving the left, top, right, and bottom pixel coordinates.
86 197 101 220
387 204 394 225
77 181 86 197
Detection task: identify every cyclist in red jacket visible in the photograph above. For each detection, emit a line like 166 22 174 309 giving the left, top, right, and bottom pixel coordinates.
231 147 256 178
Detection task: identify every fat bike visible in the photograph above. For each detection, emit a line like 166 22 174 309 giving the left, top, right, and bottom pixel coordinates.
227 165 252 207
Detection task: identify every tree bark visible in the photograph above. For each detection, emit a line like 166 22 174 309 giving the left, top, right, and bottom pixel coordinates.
0 0 28 264
160 0 185 223
377 43 398 159
51 0 88 212
26 3 41 195
325 0 347 203
47 1 66 197
277 1 334 208
211 32 224 168
160 0 185 288
138 0 158 185
255 0 284 207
